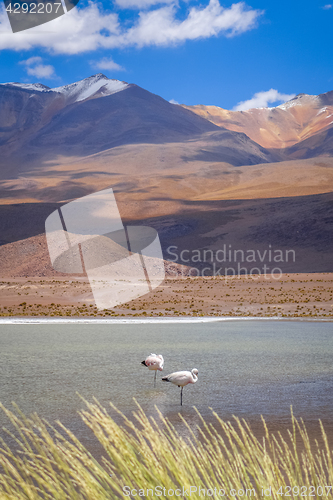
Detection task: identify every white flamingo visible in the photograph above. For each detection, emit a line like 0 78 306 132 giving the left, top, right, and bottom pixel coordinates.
162 368 198 405
141 353 164 386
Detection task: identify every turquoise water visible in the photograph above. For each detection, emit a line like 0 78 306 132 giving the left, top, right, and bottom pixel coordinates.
0 320 332 448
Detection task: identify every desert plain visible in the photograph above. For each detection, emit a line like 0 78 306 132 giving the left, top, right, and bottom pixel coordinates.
0 272 332 318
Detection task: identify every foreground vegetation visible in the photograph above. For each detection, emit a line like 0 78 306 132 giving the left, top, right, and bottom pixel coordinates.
0 401 333 499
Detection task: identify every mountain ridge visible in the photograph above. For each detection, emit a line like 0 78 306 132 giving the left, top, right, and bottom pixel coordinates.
0 73 130 102
3 74 332 156
183 90 333 150
0 74 279 176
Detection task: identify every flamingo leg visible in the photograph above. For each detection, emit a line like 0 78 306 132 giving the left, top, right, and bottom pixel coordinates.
180 386 183 406
154 370 157 387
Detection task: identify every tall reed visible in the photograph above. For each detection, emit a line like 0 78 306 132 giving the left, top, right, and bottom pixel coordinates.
0 400 332 499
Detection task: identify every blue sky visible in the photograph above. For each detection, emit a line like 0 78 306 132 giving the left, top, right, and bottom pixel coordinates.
0 0 332 109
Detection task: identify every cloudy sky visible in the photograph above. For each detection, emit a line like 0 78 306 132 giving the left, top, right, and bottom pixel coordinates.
0 0 332 109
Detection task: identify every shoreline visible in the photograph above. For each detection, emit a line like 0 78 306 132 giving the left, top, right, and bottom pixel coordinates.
0 316 332 324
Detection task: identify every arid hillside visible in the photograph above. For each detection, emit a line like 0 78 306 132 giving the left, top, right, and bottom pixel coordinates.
184 91 333 150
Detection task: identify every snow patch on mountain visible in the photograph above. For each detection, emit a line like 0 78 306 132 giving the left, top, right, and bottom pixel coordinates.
317 107 328 115
52 74 128 102
1 75 129 103
278 100 301 110
278 94 320 111
0 82 51 92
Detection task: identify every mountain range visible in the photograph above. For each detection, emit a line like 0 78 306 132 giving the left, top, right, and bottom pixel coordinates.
0 74 332 276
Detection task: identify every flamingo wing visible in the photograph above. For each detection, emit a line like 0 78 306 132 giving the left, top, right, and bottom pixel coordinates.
144 354 164 370
162 371 192 386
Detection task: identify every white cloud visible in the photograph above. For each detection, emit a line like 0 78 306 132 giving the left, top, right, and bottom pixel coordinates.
125 0 263 47
322 4 332 9
19 56 56 78
169 99 179 104
90 57 125 71
21 56 43 66
26 64 56 78
0 1 263 54
115 0 174 9
0 3 120 54
233 89 296 111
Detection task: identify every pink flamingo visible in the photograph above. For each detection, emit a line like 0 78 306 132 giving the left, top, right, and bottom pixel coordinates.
141 353 164 386
162 368 198 405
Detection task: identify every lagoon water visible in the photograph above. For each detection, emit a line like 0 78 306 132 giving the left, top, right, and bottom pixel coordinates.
1 320 333 451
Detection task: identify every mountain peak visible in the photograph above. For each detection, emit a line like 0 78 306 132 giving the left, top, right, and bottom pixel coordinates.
90 73 108 80
0 75 129 103
52 74 129 103
277 92 319 110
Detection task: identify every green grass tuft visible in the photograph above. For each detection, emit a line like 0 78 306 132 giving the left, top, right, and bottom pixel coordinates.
0 400 332 499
